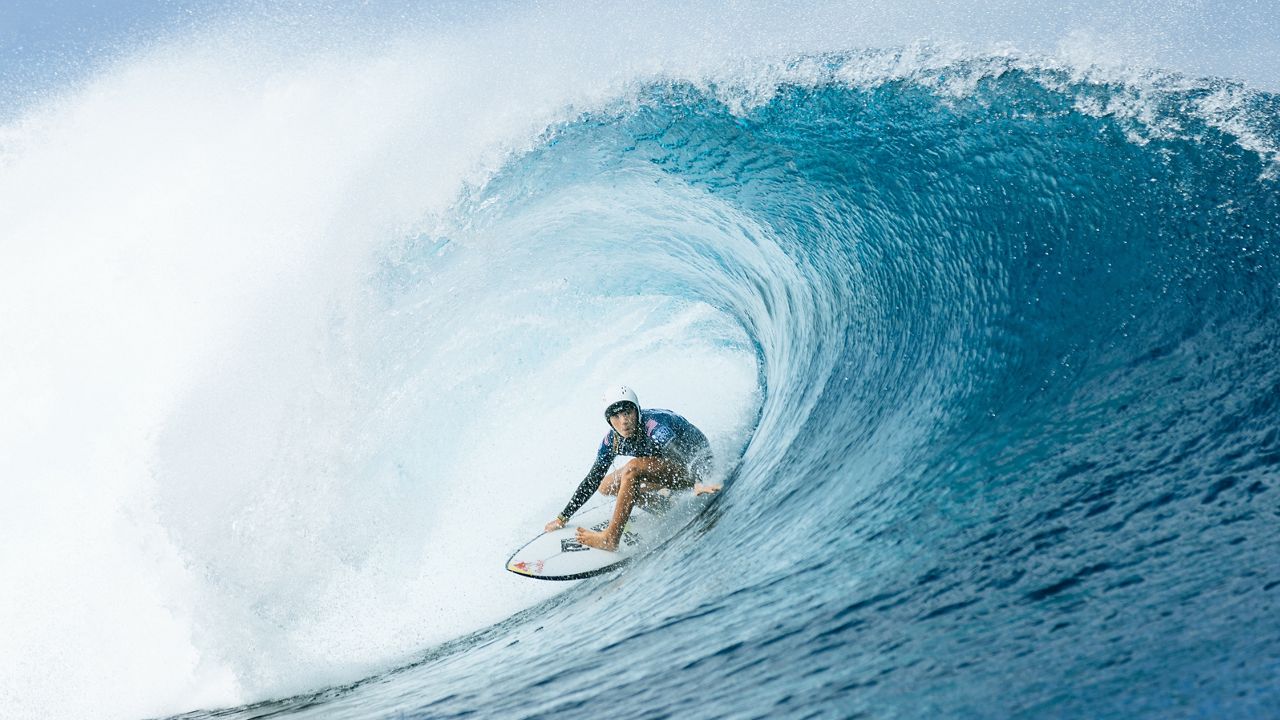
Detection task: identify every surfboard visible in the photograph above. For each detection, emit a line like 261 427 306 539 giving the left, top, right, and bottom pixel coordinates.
506 492 709 581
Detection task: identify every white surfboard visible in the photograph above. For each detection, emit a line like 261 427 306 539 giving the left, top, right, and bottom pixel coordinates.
506 492 710 581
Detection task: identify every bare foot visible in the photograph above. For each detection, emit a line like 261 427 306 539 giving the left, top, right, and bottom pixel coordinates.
575 526 619 551
693 483 722 496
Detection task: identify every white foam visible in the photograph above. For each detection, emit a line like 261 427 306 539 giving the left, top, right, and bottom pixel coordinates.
0 15 763 715
2 3 1276 719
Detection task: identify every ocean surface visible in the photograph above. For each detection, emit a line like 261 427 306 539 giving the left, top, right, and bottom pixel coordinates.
3 5 1279 720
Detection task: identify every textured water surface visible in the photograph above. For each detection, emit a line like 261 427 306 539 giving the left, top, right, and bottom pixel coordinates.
4 12 1279 720
167 61 1280 720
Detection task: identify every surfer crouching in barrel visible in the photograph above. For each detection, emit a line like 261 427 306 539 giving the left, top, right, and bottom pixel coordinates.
545 385 720 551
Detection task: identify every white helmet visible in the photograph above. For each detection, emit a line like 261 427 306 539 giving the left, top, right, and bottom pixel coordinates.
602 384 640 420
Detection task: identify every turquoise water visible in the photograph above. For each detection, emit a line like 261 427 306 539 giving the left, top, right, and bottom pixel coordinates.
3 9 1278 720
179 60 1279 719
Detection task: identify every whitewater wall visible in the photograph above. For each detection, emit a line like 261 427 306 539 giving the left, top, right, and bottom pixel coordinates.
2 4 1278 719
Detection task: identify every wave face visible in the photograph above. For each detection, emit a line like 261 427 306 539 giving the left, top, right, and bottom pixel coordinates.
187 64 1280 718
4 12 1280 720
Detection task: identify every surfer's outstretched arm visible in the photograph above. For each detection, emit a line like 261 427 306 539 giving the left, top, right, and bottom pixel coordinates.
546 445 614 531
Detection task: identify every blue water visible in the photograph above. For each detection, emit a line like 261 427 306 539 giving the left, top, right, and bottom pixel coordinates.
147 60 1280 718
5 8 1280 717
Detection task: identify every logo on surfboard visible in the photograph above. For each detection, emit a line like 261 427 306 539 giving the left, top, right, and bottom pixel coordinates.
509 560 545 575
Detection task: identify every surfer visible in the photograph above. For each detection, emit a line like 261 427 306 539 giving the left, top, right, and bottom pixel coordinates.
545 385 719 551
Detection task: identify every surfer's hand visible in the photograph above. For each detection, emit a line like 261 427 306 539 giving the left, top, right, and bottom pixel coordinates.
544 517 566 533
693 483 722 496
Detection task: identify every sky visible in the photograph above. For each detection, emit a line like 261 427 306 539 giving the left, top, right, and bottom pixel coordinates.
1 1 204 110
1 1 1277 117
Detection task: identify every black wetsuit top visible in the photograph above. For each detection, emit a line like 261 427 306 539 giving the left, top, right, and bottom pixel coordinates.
558 408 711 521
